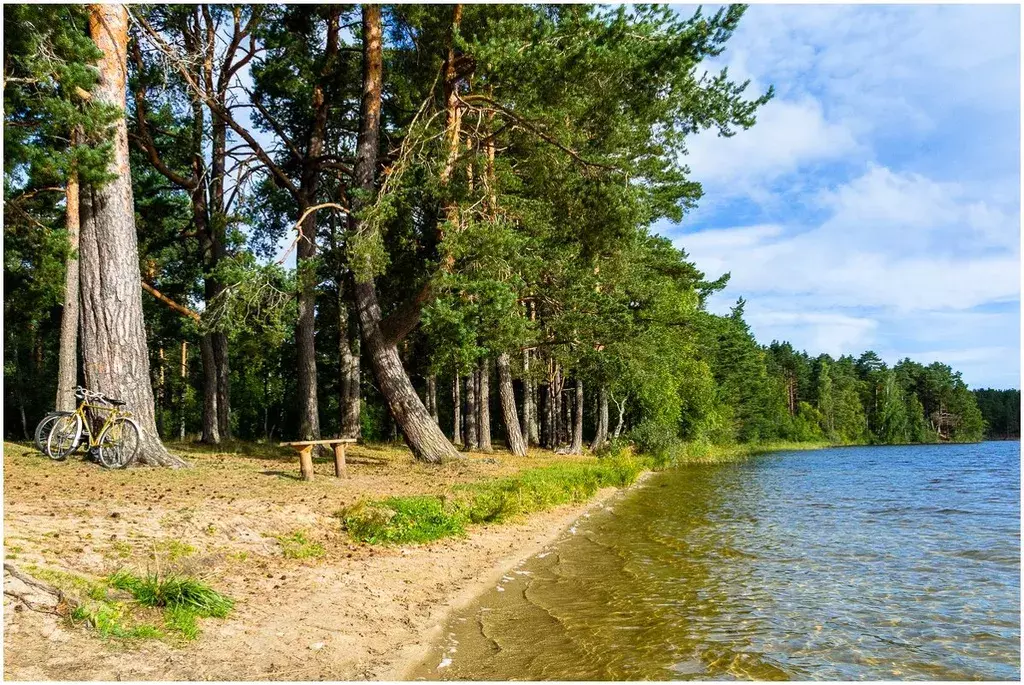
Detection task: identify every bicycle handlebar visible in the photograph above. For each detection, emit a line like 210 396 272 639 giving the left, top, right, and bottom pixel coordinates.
73 386 111 403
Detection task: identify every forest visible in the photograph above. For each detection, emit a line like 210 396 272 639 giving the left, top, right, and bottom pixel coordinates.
4 3 997 468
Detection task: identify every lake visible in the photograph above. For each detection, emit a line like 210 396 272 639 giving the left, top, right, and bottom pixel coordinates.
413 442 1020 680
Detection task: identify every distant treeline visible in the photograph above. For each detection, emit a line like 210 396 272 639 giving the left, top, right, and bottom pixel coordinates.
973 389 1021 440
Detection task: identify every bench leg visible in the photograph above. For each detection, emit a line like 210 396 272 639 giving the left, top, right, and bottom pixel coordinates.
334 443 347 478
299 445 314 482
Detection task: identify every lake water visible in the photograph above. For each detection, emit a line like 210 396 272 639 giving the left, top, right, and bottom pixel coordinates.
413 442 1020 680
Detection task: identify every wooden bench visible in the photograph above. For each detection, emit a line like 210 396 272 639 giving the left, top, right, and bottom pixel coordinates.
279 439 357 481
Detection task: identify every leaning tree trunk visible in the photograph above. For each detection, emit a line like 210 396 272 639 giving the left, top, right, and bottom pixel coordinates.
79 4 185 467
464 372 478 450
199 334 220 443
590 384 609 451
478 358 493 452
349 5 458 463
497 353 527 456
452 372 463 446
55 142 80 412
568 378 583 454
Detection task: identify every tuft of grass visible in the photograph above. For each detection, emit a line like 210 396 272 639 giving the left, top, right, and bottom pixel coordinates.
163 604 199 641
108 570 234 619
274 530 326 560
70 603 163 641
340 456 650 545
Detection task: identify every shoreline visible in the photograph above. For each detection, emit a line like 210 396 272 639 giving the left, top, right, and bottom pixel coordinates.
376 470 655 680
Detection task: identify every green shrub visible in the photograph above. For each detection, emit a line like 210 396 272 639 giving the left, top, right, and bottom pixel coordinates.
340 496 466 544
628 421 684 467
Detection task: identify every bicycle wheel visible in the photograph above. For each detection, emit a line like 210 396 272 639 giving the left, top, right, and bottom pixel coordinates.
97 417 140 469
46 414 83 461
35 412 72 454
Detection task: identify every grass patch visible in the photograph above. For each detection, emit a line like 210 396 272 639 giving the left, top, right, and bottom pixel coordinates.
108 570 233 618
152 539 195 561
70 603 163 641
340 455 650 545
274 530 326 560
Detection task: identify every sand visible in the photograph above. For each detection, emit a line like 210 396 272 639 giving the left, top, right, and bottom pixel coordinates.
2 440 646 680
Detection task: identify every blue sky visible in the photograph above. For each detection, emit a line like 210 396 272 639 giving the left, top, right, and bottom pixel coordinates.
658 4 1021 389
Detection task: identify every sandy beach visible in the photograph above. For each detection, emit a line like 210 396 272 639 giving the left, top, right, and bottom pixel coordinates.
2 441 646 680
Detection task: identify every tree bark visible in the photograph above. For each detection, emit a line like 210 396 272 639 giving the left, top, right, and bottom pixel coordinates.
590 384 609 451
426 373 439 424
349 5 458 463
497 353 527 456
464 372 478 450
478 357 493 453
338 285 361 439
79 4 184 467
199 333 220 443
612 394 626 438
569 378 583 454
452 372 463 446
56 140 80 412
179 340 187 441
520 349 532 444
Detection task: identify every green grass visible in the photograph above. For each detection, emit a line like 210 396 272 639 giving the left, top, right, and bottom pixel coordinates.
70 604 163 641
108 570 233 619
274 530 326 560
339 455 651 545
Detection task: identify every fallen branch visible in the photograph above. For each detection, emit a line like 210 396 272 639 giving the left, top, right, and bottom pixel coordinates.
3 562 76 616
141 281 201 322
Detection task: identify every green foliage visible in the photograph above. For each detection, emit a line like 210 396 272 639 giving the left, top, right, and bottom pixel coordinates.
70 604 163 641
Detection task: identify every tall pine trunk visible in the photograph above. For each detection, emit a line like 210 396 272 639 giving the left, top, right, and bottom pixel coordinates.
200 333 220 443
521 349 532 445
569 378 584 454
590 384 609 451
349 5 457 463
478 358 492 452
497 353 527 456
464 372 478 450
213 331 230 438
79 4 184 467
452 372 463 446
338 281 361 438
55 140 80 412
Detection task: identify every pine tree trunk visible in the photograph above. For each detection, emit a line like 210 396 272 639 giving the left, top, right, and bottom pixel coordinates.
213 331 230 439
452 372 463 446
478 358 493 452
346 331 361 438
464 372 478 450
497 353 527 456
569 378 583 454
349 6 457 463
529 377 540 446
338 282 361 438
199 333 220 443
178 340 187 441
56 149 80 412
521 349 532 444
79 4 184 467
426 374 439 424
156 347 165 437
590 385 609 451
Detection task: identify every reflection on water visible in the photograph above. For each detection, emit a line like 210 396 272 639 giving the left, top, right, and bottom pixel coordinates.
413 442 1020 680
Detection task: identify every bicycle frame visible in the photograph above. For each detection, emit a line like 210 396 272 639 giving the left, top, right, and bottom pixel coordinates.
72 400 133 449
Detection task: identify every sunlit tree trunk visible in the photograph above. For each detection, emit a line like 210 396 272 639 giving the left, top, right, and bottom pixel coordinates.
569 378 583 454
464 372 478 450
452 372 463 446
56 138 80 412
79 4 184 466
478 358 493 452
349 5 458 463
497 352 527 456
590 384 608 451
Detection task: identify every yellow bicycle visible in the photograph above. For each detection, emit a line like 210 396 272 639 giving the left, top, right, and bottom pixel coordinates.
46 387 141 469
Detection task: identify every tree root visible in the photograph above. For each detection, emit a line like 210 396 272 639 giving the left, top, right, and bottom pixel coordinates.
3 562 77 616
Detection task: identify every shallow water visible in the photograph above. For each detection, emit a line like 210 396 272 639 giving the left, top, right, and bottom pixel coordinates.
413 442 1021 680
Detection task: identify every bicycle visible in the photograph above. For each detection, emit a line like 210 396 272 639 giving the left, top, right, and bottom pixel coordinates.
35 411 80 457
46 387 141 469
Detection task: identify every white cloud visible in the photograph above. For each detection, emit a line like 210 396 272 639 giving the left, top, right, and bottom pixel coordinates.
744 307 879 357
685 97 858 190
